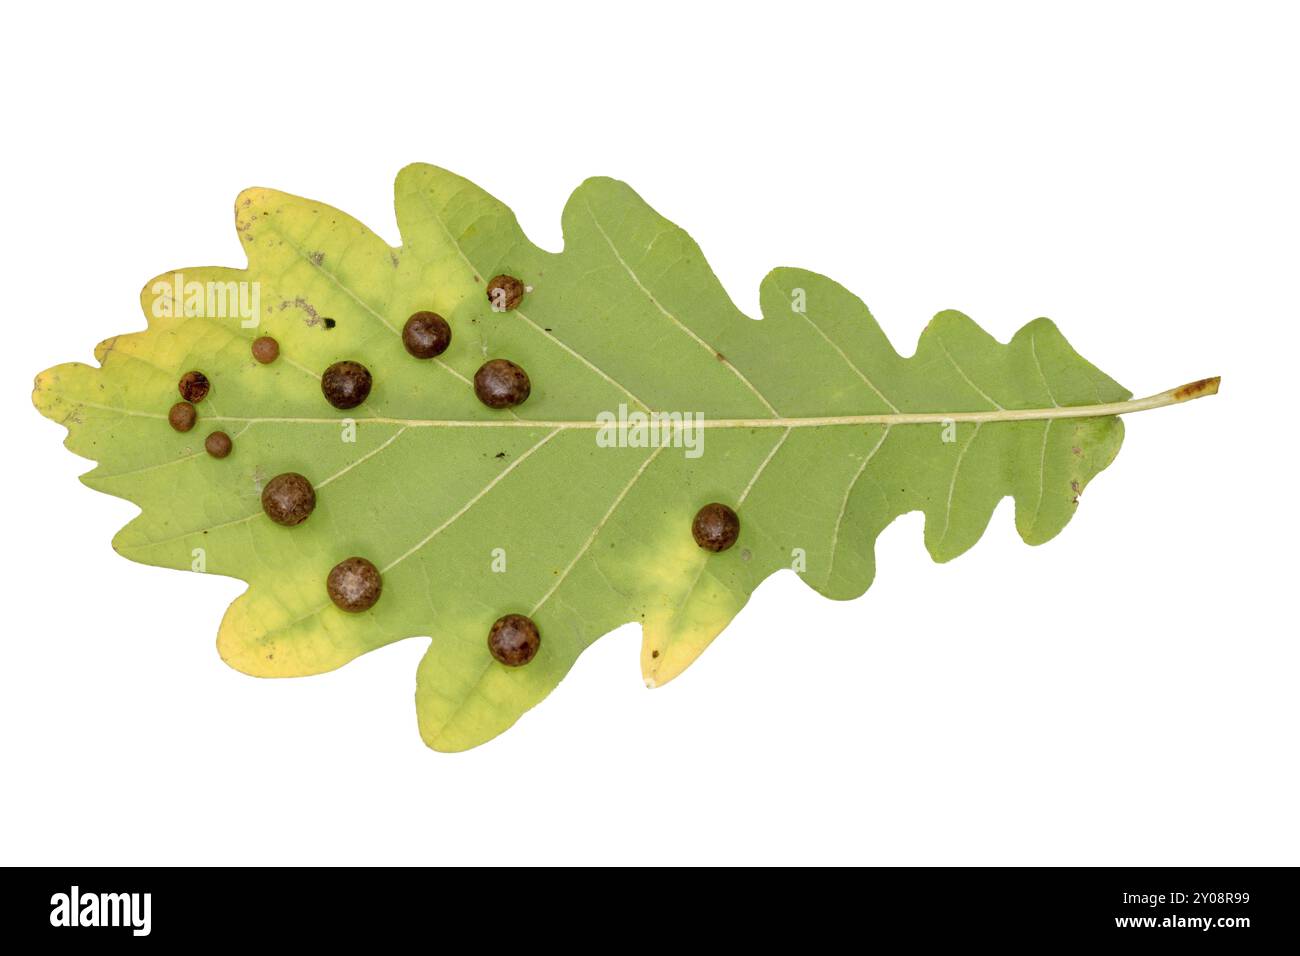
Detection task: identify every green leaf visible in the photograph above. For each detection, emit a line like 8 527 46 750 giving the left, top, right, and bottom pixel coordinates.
32 164 1219 752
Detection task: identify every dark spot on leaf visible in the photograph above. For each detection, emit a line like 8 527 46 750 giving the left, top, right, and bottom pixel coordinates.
402 311 452 358
204 431 232 458
693 502 740 552
178 370 210 403
486 274 524 311
261 473 316 527
322 317 336 330
321 361 372 409
252 336 279 364
327 556 382 612
488 614 540 666
474 359 531 409
168 401 196 432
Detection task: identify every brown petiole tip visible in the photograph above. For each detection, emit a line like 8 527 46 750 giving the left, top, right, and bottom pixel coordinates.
1171 376 1221 402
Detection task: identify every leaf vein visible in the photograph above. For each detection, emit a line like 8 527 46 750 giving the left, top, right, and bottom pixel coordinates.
582 198 781 417
828 427 892 579
937 422 983 547
938 336 1003 410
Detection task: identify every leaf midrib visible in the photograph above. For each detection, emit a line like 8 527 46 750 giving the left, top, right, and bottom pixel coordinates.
71 388 1199 430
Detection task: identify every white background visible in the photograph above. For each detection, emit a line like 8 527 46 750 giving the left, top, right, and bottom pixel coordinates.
2 1 1296 866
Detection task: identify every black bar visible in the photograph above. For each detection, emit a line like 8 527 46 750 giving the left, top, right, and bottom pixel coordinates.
3 866 1294 944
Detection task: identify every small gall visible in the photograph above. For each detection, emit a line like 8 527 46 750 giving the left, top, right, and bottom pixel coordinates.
692 502 740 552
402 311 452 359
251 336 280 364
321 360 372 409
178 370 210 403
326 556 383 613
486 274 525 311
204 431 232 459
473 358 531 409
488 613 541 667
261 472 316 527
168 401 197 432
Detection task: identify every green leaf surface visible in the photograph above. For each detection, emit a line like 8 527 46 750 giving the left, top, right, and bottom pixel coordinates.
33 165 1218 751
